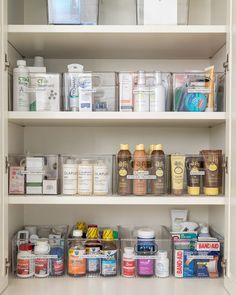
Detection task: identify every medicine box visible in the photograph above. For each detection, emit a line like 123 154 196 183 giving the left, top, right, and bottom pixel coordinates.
29 73 61 112
47 0 98 25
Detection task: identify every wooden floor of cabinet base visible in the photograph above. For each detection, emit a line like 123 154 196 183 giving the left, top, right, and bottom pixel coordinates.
3 277 227 295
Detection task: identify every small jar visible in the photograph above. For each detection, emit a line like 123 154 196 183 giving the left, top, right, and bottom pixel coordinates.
34 238 50 278
122 247 135 278
155 250 169 278
17 244 34 278
136 228 156 277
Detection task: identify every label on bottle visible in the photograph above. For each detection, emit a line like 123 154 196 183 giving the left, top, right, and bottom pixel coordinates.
68 249 86 275
137 259 154 276
69 74 79 110
63 165 78 194
134 92 149 112
122 258 135 277
51 257 64 276
17 258 32 276
156 260 169 277
86 247 101 272
93 165 109 194
101 250 117 276
78 164 93 195
35 258 50 276
15 73 30 111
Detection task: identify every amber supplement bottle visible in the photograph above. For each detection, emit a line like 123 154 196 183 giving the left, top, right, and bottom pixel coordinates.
101 229 117 277
133 144 147 196
151 144 165 195
117 144 132 195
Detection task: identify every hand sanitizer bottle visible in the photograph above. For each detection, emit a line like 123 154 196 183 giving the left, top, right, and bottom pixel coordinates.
150 71 166 112
134 71 149 112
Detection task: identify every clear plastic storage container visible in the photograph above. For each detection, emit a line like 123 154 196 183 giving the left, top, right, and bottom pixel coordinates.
47 0 98 25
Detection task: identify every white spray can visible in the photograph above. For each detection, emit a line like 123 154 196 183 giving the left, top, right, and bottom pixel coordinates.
13 60 30 111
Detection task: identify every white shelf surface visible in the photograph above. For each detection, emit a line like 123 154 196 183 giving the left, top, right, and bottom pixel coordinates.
3 277 227 295
8 195 225 205
8 25 226 59
8 112 226 127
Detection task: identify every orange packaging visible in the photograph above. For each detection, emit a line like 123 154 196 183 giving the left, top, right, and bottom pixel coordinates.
68 248 86 276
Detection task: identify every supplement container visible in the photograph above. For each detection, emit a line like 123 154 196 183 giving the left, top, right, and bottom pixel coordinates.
155 250 169 278
34 239 51 278
48 0 98 25
122 247 135 278
17 244 34 278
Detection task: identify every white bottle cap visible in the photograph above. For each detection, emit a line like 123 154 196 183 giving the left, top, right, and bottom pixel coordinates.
155 71 162 85
124 247 134 255
66 158 75 164
80 159 91 165
157 250 167 258
17 60 26 67
33 56 45 67
137 228 155 239
73 229 83 237
68 64 84 73
200 226 209 234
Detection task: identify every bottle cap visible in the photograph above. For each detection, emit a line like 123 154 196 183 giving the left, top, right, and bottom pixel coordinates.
155 71 162 84
124 247 134 255
200 226 209 234
17 60 26 67
102 229 113 240
135 144 145 151
157 250 167 258
19 244 33 252
149 144 155 154
120 144 129 151
66 158 75 164
153 144 163 151
87 226 98 239
137 228 155 239
33 56 44 67
68 64 84 73
73 229 83 238
76 222 86 233
113 230 119 240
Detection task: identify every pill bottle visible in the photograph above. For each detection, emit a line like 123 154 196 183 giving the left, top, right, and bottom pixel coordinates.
155 250 169 278
17 244 34 278
122 247 135 278
34 238 51 278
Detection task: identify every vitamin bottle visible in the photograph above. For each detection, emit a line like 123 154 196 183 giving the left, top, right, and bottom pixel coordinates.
50 247 64 276
13 60 30 111
78 159 93 196
117 144 132 195
101 229 117 277
93 159 109 195
62 158 78 195
17 244 34 278
155 250 169 278
34 239 50 278
122 247 135 278
134 71 149 112
137 228 156 277
85 225 102 276
150 71 166 112
151 144 165 195
133 144 147 196
68 229 86 277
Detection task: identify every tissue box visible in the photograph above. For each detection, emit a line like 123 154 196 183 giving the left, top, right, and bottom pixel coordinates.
29 73 61 112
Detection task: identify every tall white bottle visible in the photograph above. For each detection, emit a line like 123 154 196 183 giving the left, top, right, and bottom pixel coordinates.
93 160 109 196
13 60 30 111
62 158 78 195
150 71 166 112
134 71 149 112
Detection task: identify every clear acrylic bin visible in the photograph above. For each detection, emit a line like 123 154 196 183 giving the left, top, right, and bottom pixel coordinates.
117 154 170 196
63 72 118 112
119 226 172 278
168 227 224 278
67 227 120 277
12 225 68 278
119 71 172 112
137 0 189 25
173 72 225 112
8 154 59 195
170 152 225 197
61 155 114 196
47 0 98 25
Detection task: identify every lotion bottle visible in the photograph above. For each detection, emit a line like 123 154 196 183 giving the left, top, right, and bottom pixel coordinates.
93 159 109 195
62 158 78 195
134 71 149 112
150 71 166 112
78 159 93 196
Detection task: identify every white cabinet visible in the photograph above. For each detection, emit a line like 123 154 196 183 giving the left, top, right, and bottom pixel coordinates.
1 0 236 294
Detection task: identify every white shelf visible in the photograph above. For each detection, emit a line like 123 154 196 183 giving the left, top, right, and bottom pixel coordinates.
8 25 226 59
3 277 227 295
8 112 226 127
8 195 225 205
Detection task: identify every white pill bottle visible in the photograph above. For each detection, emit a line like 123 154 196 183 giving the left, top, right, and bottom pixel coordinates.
155 250 169 278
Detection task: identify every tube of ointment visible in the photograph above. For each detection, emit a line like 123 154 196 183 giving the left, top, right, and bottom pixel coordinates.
186 156 202 196
171 209 188 232
205 66 215 112
200 150 222 196
171 154 185 196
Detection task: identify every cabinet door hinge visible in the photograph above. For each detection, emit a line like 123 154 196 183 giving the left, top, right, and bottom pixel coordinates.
221 258 227 276
223 54 229 73
5 258 10 276
4 53 10 71
223 156 229 174
5 156 9 174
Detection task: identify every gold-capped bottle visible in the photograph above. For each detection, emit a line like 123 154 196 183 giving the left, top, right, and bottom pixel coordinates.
117 144 132 195
151 144 165 195
133 144 147 196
